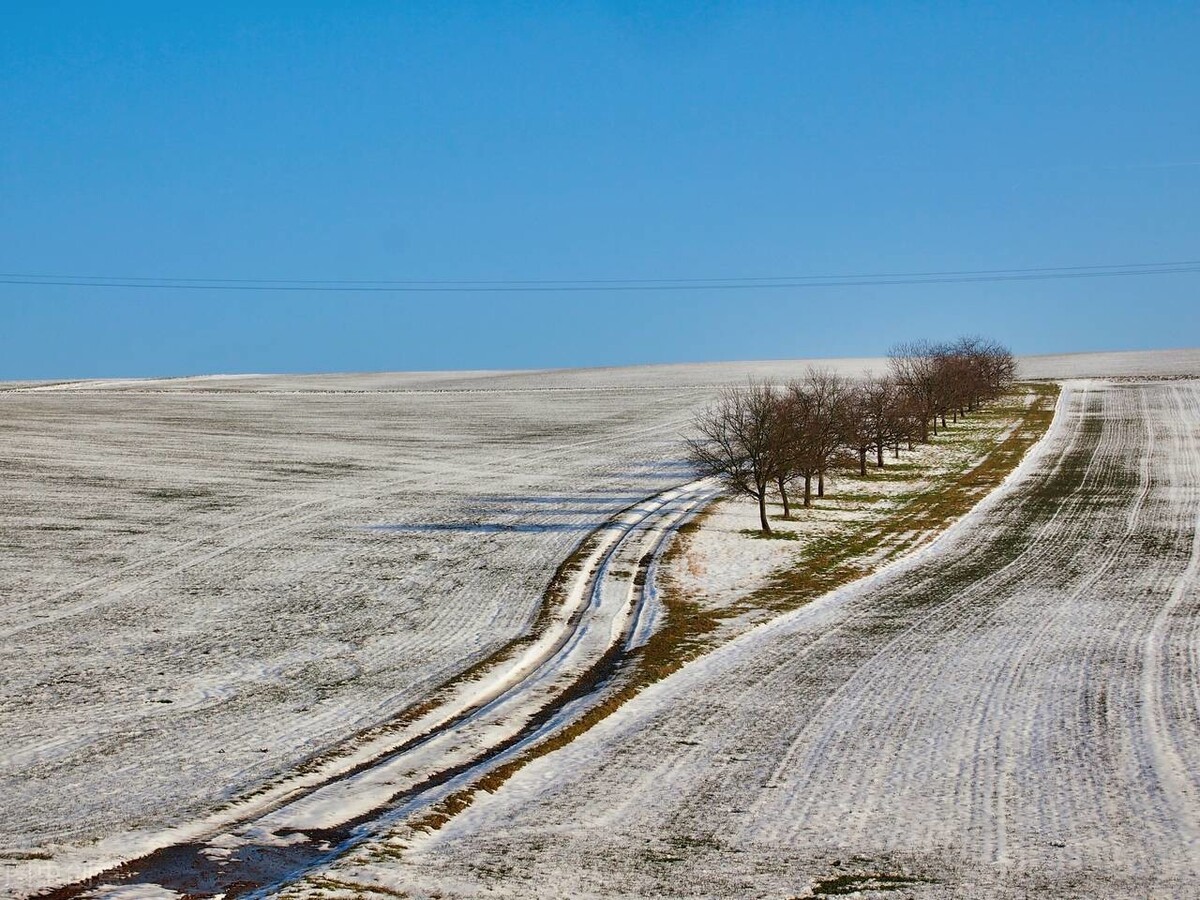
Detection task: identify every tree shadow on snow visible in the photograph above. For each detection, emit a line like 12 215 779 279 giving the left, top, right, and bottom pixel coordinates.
365 521 620 534
363 484 693 534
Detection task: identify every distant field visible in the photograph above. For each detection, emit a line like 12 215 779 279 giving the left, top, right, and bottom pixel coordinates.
1 348 1198 898
8 346 1198 393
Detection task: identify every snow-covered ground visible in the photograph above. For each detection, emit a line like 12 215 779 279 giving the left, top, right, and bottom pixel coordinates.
11 480 721 898
1018 347 1200 379
289 377 1200 898
2 349 1197 897
0 376 719 888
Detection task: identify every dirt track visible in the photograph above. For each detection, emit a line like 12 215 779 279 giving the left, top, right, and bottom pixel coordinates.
12 480 719 898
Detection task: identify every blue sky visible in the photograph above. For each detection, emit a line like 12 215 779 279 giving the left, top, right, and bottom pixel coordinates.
2 2 1198 378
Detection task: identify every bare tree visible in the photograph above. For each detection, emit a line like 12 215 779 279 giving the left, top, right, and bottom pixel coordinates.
768 388 801 518
772 380 835 512
931 342 959 430
860 374 900 468
839 382 876 476
775 381 818 508
687 337 1015 532
889 340 942 441
891 336 1016 441
943 335 1017 418
948 335 986 416
889 387 923 456
978 337 1017 400
801 367 850 498
686 380 780 534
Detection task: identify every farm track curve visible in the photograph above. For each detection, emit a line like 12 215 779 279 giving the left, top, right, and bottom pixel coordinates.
34 479 720 899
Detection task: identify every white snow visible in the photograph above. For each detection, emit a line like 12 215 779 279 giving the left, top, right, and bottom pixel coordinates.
0 375 718 891
292 377 1200 898
3 350 1198 898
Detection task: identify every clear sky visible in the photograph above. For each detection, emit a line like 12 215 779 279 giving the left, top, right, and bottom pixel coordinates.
2 2 1198 379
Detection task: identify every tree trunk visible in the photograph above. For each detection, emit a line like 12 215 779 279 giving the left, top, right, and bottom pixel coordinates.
777 477 791 518
859 447 867 476
877 441 885 468
894 440 901 460
817 470 825 498
758 490 771 534
803 474 812 508
940 412 947 428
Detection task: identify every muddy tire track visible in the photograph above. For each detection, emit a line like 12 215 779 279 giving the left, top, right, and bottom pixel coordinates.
26 480 719 899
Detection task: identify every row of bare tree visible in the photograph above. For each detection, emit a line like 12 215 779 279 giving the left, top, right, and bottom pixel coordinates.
686 337 1016 533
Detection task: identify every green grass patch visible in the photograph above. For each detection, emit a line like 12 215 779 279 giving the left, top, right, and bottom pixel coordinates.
739 528 800 540
842 468 926 482
812 872 931 895
831 491 888 504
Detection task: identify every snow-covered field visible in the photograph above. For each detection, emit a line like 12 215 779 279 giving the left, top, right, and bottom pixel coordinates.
298 376 1200 898
0 376 726 892
1 348 1198 897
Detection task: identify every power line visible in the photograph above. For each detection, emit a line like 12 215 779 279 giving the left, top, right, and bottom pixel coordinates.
2 258 1198 285
0 260 1197 293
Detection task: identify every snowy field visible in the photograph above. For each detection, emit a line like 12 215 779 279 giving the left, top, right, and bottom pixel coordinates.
1 348 1198 897
298 376 1200 898
12 346 1198 394
0 371 719 889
